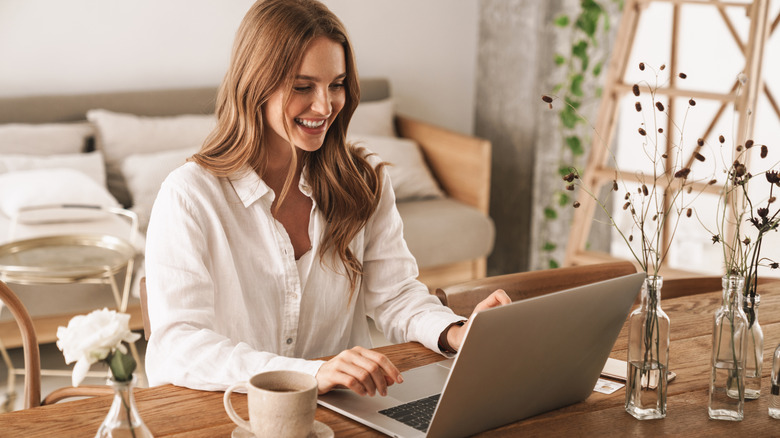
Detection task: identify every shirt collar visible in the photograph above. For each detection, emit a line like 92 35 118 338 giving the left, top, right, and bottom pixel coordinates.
229 165 313 208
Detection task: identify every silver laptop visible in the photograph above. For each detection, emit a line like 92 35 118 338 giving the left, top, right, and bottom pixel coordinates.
318 272 645 437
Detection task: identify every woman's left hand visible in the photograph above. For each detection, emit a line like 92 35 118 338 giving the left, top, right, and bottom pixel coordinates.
446 289 511 352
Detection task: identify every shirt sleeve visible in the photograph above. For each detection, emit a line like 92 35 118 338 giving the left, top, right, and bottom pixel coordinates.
144 172 324 391
360 160 466 354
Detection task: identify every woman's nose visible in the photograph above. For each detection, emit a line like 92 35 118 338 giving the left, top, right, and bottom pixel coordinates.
311 88 331 115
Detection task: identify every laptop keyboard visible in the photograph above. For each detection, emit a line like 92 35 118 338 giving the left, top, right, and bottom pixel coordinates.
378 393 441 432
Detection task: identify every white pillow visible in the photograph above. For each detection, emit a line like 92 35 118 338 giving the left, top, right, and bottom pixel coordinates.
86 109 216 207
0 151 107 187
121 147 197 232
349 134 444 201
0 168 120 223
0 122 95 155
349 98 395 138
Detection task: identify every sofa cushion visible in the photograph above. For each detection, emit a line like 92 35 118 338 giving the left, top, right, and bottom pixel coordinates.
397 198 494 268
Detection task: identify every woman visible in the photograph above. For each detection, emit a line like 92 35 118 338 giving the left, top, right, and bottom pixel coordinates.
144 0 508 397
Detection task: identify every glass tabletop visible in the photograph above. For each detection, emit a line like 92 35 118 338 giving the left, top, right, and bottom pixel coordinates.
0 234 135 281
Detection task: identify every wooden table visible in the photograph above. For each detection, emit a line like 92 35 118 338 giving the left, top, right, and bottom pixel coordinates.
2 283 780 437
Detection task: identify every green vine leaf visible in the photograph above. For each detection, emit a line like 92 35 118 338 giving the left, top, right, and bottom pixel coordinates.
549 259 560 269
554 54 566 66
592 61 603 76
544 207 558 220
543 241 557 251
560 106 580 129
572 40 589 70
576 0 605 42
570 74 585 96
566 136 585 156
554 15 570 27
557 192 571 206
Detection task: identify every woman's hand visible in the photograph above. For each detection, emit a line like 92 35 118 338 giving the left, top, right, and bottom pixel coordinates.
315 346 403 396
446 289 511 352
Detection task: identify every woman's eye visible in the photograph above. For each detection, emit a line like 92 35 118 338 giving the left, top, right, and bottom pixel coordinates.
330 83 345 90
293 86 312 92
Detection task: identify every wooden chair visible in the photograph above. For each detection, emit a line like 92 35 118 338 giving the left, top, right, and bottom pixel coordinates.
435 261 637 317
662 275 780 300
0 280 112 409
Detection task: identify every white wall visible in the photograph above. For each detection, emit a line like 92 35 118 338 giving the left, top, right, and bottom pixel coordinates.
0 0 479 134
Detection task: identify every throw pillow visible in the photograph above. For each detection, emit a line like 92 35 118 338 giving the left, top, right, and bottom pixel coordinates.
349 134 444 201
0 151 107 187
0 122 94 155
348 98 395 138
0 168 120 223
121 147 197 232
86 109 216 207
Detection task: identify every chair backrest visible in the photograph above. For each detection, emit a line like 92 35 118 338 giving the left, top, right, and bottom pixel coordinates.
435 261 637 317
140 277 151 340
0 280 41 409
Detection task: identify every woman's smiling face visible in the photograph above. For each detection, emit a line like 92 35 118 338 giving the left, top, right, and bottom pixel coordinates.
262 36 347 155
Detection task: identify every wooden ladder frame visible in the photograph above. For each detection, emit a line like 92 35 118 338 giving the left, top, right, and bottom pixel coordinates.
564 0 778 274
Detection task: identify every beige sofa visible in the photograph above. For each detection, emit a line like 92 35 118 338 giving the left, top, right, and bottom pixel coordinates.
0 78 494 348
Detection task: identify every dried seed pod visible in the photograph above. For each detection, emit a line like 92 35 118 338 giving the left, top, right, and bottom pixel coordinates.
635 102 642 112
629 235 633 242
761 144 768 158
746 139 754 149
658 128 664 133
679 72 687 79
638 127 647 136
662 153 668 159
660 64 666 70
612 180 618 191
694 152 706 162
642 184 649 196
708 179 718 185
542 95 553 103
686 208 692 217
573 201 581 208
689 98 696 106
625 192 630 200
632 84 640 96
566 184 575 191
737 145 743 152
656 102 665 111
697 138 705 147
687 186 693 194
639 62 645 71
674 168 691 179
719 135 726 144
623 201 630 210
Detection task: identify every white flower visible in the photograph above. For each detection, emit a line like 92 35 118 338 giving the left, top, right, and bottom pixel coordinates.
56 308 140 387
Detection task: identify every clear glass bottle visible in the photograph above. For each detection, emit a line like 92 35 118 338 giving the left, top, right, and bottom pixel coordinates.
708 275 748 421
96 376 154 438
625 275 670 420
770 342 780 419
742 293 763 399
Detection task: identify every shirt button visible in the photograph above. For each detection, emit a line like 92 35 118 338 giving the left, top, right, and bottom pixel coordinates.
286 338 293 345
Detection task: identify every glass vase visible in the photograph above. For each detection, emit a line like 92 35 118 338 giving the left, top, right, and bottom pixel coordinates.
625 275 670 420
96 376 153 438
742 294 763 399
708 275 748 421
770 342 780 419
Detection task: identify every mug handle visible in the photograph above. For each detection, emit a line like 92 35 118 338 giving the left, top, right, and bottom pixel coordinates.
223 382 251 432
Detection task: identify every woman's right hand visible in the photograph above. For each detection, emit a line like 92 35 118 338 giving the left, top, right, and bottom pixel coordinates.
315 346 403 396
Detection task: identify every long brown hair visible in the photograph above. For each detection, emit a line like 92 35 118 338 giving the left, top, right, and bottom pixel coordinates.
192 0 384 297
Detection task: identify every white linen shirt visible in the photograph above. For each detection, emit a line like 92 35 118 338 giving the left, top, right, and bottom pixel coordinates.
144 158 463 391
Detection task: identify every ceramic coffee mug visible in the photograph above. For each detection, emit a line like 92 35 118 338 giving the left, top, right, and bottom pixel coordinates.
223 370 318 438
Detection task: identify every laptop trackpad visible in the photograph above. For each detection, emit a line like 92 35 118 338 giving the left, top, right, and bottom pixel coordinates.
387 360 453 401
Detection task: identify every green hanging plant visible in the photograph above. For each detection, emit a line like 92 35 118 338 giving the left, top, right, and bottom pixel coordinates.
539 0 622 269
